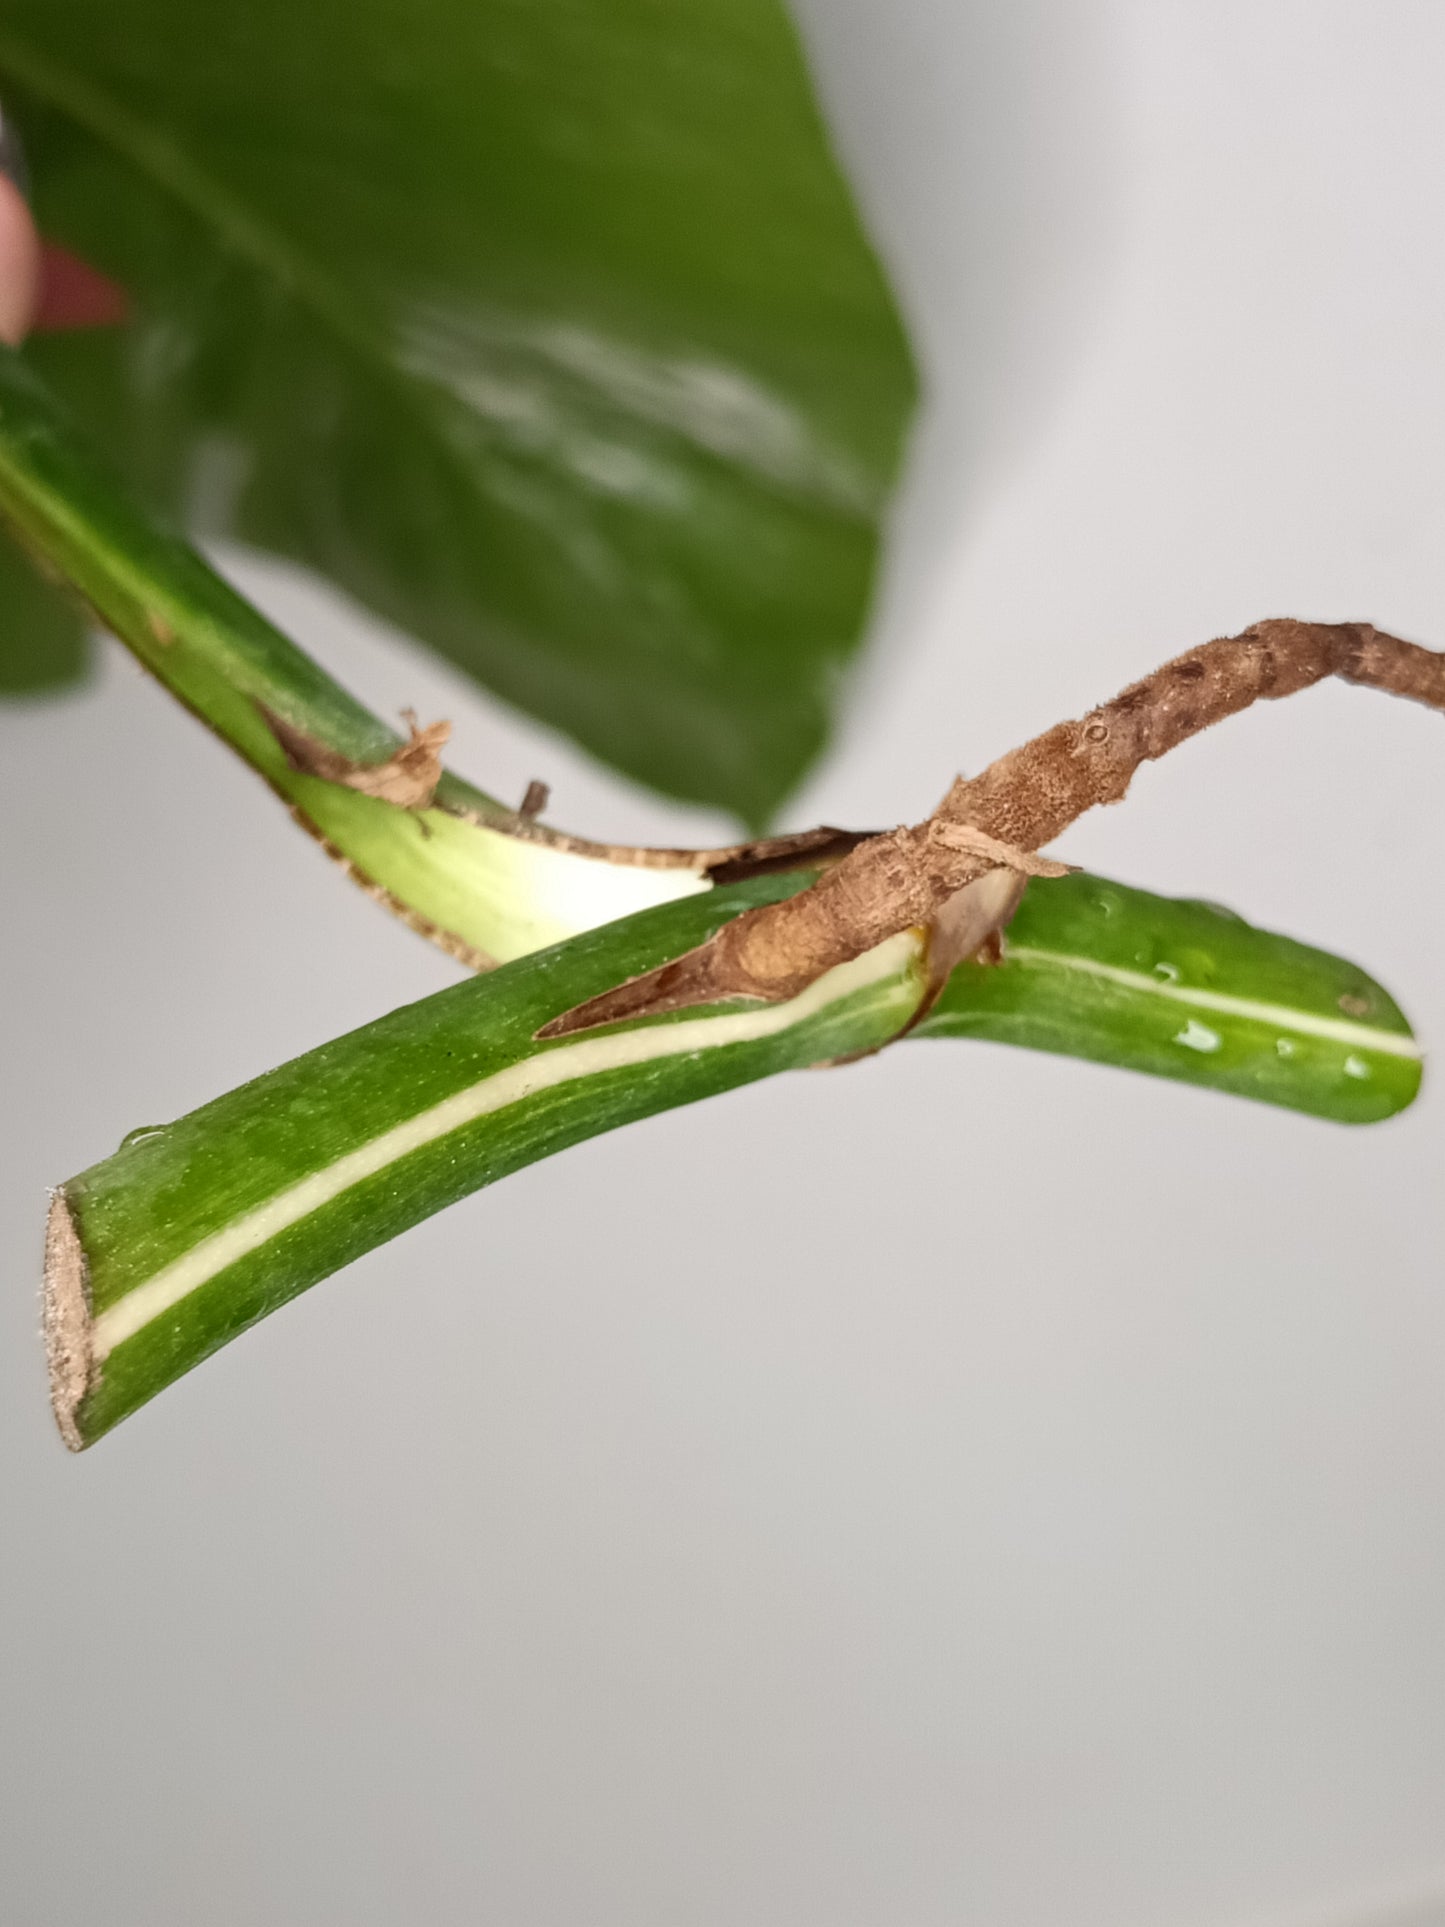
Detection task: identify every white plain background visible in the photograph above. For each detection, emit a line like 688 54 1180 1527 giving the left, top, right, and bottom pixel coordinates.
4 4 1445 1922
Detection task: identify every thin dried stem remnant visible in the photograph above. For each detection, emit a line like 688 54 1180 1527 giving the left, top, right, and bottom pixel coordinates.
460 810 873 881
543 618 1445 1038
518 778 551 821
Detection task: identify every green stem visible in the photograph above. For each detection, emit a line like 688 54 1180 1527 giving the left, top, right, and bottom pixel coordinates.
920 872 1419 1120
47 871 1419 1449
0 344 714 964
47 875 924 1446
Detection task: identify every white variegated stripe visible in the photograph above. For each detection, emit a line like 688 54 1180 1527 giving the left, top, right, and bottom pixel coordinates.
92 934 922 1362
1005 947 1422 1060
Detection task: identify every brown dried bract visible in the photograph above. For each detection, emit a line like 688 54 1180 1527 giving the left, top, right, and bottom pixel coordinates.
262 705 451 811
541 618 1445 1039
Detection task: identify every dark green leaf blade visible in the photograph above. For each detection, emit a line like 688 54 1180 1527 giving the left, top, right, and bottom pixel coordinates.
0 1 915 823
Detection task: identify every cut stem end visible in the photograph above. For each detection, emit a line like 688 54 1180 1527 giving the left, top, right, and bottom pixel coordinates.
43 1189 93 1452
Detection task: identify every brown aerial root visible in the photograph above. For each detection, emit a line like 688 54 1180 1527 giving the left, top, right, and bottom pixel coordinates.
540 618 1445 1039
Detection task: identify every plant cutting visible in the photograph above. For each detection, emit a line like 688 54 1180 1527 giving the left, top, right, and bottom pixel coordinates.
0 2 1436 1452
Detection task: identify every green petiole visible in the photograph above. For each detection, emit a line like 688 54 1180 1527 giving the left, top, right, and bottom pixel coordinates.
921 873 1420 1122
0 344 713 965
47 871 1419 1449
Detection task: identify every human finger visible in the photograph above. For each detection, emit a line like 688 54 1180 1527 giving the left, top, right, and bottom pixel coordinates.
0 106 39 345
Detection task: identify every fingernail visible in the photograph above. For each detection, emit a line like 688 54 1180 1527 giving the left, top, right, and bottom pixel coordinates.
0 103 30 201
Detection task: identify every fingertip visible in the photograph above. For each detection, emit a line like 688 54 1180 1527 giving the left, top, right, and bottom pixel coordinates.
0 173 40 345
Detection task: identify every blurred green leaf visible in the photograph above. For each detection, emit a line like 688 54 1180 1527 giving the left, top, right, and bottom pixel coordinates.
0 524 89 690
0 2 915 823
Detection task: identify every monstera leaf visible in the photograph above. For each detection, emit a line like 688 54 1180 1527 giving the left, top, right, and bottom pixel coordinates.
0 1 916 823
